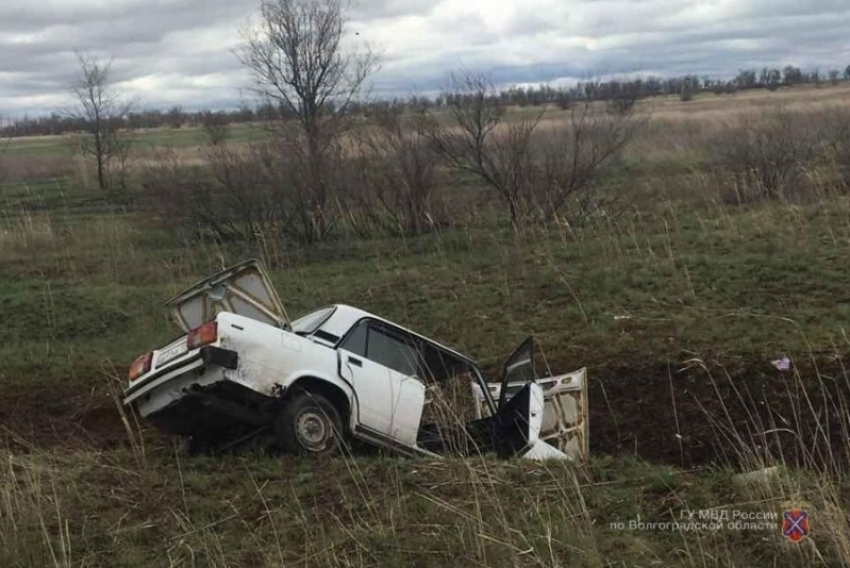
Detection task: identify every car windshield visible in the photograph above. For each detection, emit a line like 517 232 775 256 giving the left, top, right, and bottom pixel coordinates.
291 306 336 335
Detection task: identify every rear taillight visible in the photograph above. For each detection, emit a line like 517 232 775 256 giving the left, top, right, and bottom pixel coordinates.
128 352 153 382
187 320 218 350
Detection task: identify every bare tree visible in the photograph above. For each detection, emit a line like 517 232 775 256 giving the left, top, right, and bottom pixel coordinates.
428 72 543 227
761 67 781 91
429 71 642 227
238 0 378 241
707 109 819 202
200 111 231 146
166 105 185 129
828 69 841 86
70 53 133 191
540 102 644 218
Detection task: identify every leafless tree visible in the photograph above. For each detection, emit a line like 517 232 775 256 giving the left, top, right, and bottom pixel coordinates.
166 105 185 129
540 102 645 218
430 71 643 227
70 53 133 191
828 69 841 86
238 0 378 241
428 72 543 227
707 109 819 202
201 111 231 146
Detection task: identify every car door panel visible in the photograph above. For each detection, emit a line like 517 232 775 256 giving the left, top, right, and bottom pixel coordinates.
491 382 568 460
337 320 425 447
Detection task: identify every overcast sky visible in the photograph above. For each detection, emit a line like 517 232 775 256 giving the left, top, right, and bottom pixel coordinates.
1 0 849 116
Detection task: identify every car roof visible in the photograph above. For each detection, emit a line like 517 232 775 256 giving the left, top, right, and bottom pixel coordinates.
326 304 479 367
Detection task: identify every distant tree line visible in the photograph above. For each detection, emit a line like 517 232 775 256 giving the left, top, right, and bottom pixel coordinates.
2 63 850 138
0 106 259 138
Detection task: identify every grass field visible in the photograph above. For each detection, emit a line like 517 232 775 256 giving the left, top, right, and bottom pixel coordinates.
1 85 850 566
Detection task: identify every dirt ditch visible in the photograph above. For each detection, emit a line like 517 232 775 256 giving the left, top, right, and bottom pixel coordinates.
1 356 848 467
0 383 130 452
588 355 850 468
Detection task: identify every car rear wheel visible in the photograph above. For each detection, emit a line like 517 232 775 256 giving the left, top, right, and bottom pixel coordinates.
275 392 344 456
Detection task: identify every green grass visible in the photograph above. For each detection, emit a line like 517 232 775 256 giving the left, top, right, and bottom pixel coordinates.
3 190 849 385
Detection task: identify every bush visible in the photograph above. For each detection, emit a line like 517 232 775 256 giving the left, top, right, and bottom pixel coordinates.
346 106 442 237
706 110 819 203
821 108 850 189
139 122 446 246
430 72 645 227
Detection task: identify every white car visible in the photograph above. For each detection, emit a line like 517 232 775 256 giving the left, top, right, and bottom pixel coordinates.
124 260 588 460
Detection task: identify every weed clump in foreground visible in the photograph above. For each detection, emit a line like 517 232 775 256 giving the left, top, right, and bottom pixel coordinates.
0 440 848 567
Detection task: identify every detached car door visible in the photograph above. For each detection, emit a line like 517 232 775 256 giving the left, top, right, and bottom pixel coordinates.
338 320 425 447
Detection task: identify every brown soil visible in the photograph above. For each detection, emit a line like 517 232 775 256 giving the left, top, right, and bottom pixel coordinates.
0 383 130 452
587 355 850 468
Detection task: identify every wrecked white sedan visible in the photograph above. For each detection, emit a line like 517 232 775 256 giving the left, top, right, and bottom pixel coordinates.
124 260 588 460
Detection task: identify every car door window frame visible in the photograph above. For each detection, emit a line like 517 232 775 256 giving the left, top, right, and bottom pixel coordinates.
337 318 498 415
338 318 420 377
365 322 420 377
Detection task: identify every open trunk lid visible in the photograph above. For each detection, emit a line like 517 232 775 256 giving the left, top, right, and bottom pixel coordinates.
166 259 289 332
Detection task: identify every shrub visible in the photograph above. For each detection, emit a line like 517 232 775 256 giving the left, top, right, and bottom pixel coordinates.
430 71 644 227
821 108 850 189
706 110 819 203
346 105 442 237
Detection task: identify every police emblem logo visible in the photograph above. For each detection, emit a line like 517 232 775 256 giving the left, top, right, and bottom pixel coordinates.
782 510 809 543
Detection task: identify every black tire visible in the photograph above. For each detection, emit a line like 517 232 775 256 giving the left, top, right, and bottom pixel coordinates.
275 391 344 456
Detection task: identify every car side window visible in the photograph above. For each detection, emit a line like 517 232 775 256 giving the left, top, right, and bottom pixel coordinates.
339 320 419 377
366 324 419 376
340 320 368 357
419 341 476 383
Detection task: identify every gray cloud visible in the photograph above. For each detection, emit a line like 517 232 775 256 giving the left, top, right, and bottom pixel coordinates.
1 0 849 116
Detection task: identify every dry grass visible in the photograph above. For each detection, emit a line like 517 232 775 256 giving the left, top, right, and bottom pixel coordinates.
0 392 848 568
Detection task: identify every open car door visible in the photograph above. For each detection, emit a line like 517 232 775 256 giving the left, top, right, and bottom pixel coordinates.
497 337 536 408
488 338 567 460
488 337 589 461
491 381 565 460
165 259 289 332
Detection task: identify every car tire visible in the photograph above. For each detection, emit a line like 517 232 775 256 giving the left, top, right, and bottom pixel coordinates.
275 391 344 456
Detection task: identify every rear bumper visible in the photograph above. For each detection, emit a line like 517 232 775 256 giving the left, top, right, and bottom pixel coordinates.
145 380 272 438
123 346 239 407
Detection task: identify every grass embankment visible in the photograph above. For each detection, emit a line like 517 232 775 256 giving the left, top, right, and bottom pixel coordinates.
3 186 849 384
